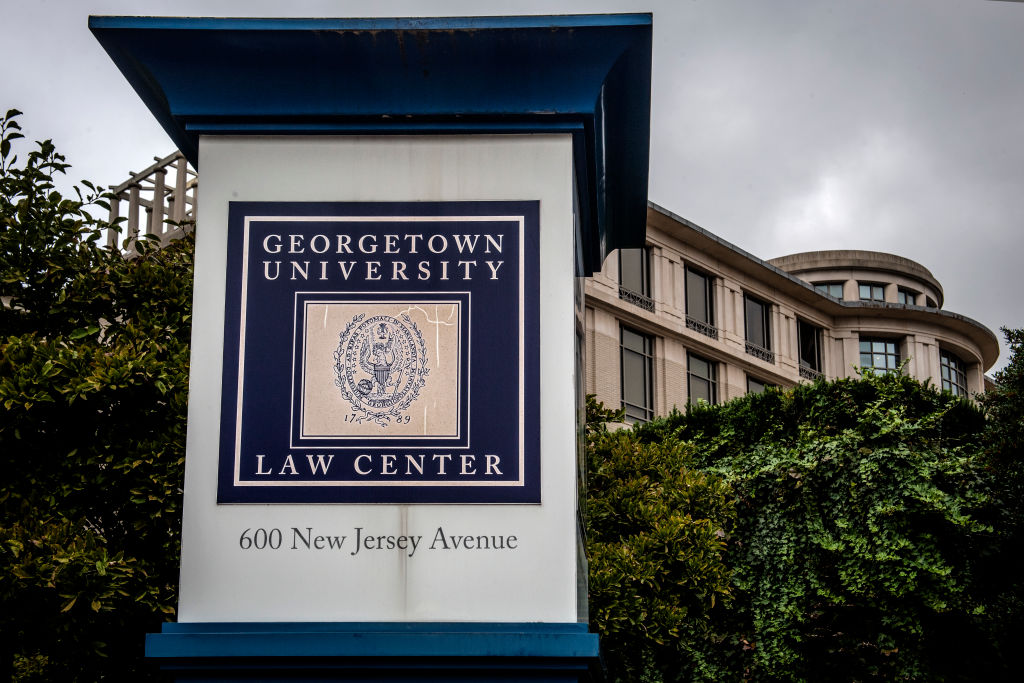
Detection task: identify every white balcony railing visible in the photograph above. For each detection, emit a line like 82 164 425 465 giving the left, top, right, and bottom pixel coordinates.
106 151 196 252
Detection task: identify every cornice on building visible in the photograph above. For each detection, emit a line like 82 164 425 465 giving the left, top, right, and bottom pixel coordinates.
768 250 944 306
642 201 998 370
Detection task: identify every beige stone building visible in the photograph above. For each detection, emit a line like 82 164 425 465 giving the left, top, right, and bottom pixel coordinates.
585 202 998 422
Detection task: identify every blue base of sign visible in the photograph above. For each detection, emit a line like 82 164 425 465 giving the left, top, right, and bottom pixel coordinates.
146 622 601 681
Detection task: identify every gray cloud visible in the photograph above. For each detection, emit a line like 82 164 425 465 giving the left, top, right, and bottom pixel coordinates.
4 0 1023 368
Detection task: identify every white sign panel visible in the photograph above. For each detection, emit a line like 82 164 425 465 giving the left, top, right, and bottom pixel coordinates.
177 135 578 622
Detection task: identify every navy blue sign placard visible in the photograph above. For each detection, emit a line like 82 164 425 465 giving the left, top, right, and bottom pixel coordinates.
217 201 540 503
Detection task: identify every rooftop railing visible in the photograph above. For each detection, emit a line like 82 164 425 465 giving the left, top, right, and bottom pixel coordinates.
106 151 196 252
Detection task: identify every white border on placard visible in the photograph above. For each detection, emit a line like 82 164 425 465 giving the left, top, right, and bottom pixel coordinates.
230 214 526 488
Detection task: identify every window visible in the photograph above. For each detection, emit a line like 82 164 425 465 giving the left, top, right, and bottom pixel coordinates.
687 352 717 404
797 320 823 379
814 282 844 299
620 326 654 422
859 283 885 302
897 287 918 305
859 338 900 373
747 376 774 395
618 247 653 312
926 296 937 308
744 294 774 362
940 350 968 396
685 266 717 339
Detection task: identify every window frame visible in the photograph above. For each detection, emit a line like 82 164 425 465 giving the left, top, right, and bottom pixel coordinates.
618 247 653 312
687 351 718 405
859 282 886 302
746 376 774 395
858 337 901 374
797 319 824 379
620 326 654 423
743 293 774 362
814 281 844 299
897 286 918 305
684 265 717 339
940 349 969 396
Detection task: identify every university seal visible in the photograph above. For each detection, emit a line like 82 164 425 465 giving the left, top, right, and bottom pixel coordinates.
334 313 429 427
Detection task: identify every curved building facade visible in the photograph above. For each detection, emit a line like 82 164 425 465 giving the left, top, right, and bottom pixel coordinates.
584 203 998 422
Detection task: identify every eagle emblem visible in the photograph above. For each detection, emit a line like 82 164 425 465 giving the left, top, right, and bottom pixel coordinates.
334 313 428 427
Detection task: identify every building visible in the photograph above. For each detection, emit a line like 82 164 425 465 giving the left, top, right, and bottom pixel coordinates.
105 154 998 423
585 203 998 422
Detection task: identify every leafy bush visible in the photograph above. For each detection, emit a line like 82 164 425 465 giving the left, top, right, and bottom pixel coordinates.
0 110 190 681
593 370 999 681
585 397 736 681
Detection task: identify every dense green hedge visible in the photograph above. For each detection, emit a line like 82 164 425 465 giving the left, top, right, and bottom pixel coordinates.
589 363 1023 682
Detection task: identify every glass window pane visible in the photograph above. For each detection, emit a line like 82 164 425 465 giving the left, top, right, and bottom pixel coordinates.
814 282 843 297
686 268 710 323
860 283 885 301
622 352 644 397
690 377 710 403
619 248 645 295
621 327 644 353
621 326 653 422
745 296 768 347
687 352 717 404
860 337 900 374
798 320 821 370
940 350 967 396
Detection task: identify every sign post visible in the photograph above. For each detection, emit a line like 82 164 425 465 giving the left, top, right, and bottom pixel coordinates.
91 15 651 680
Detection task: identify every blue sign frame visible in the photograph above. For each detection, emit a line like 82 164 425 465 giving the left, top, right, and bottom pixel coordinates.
217 201 540 503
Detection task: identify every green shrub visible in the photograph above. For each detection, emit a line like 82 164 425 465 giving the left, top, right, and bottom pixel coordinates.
0 109 190 681
586 397 736 681
590 370 999 681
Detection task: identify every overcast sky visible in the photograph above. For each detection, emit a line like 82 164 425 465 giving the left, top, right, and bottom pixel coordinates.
4 0 1023 371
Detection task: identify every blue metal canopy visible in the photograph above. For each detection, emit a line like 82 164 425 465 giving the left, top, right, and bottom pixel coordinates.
90 15 652 273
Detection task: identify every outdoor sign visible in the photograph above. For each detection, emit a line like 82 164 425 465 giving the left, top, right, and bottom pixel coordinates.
166 135 579 625
93 13 651 679
218 201 540 503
